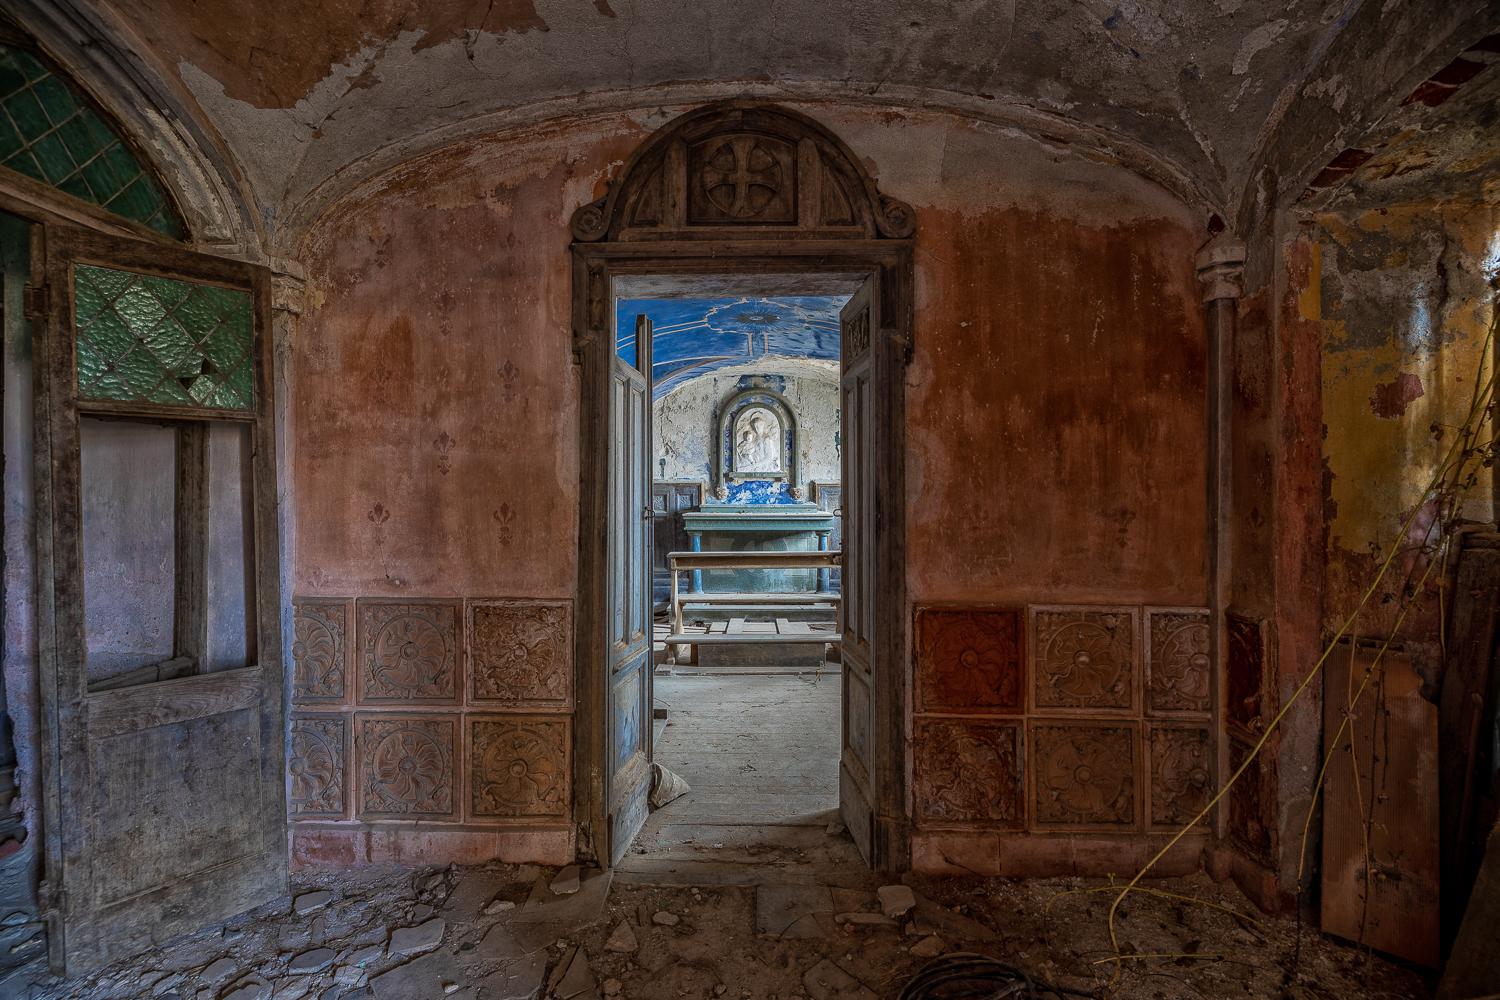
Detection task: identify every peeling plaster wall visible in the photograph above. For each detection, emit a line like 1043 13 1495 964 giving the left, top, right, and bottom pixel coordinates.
287 104 1213 870
654 364 841 488
1317 195 1499 641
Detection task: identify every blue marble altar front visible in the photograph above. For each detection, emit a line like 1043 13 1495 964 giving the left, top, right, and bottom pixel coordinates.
681 501 837 593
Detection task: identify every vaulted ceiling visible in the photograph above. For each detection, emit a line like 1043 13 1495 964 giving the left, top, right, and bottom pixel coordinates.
8 0 1500 251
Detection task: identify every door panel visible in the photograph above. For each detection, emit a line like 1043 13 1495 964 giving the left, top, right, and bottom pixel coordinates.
839 277 876 863
34 225 284 974
605 314 653 865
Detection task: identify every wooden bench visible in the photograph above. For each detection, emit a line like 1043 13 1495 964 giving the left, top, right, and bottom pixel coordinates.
665 551 842 664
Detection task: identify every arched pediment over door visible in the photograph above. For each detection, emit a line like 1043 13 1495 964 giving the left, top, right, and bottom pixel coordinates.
570 101 916 243
572 100 914 871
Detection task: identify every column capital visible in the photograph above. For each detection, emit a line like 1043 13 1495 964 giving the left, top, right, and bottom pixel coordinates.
1195 233 1246 303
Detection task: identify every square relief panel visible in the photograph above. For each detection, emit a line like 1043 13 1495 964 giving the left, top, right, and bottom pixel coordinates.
467 600 573 708
1030 721 1139 830
1147 724 1212 830
357 716 457 820
357 600 460 704
288 714 347 818
469 716 570 820
1030 606 1138 713
1145 608 1211 716
915 607 1024 715
291 600 349 704
914 719 1022 829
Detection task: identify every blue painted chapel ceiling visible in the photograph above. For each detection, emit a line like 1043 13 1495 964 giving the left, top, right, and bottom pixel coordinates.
616 296 847 398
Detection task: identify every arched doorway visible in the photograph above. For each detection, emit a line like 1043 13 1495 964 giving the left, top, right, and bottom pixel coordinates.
570 102 914 870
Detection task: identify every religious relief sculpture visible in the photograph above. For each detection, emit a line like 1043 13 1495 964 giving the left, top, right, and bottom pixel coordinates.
734 406 782 473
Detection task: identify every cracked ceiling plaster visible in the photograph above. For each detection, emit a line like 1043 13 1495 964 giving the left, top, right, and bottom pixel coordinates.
41 0 1500 245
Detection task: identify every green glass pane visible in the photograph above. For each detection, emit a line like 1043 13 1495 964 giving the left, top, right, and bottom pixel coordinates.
143 210 176 238
30 132 74 185
202 326 249 371
5 88 49 140
31 75 78 126
72 270 107 321
149 376 195 406
113 283 168 338
0 110 23 157
0 53 28 100
104 174 155 223
13 50 49 85
100 143 140 183
56 116 101 165
173 292 219 341
79 155 117 202
224 361 254 408
75 340 108 385
86 370 133 401
200 285 247 320
113 345 168 397
78 264 136 301
0 147 42 182
141 274 191 313
206 382 248 409
144 319 195 368
81 112 115 150
78 309 136 363
55 174 90 202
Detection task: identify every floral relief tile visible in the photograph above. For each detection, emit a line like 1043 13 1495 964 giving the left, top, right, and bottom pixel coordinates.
357 716 456 819
1146 607 1211 716
914 719 1022 828
469 717 569 820
1030 721 1139 829
291 600 349 703
467 600 572 708
1030 606 1138 713
1148 724 1212 829
915 607 1024 714
357 600 459 703
288 714 346 818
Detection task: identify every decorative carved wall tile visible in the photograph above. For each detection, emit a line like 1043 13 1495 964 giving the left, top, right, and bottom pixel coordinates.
357 716 455 818
915 608 1024 714
688 134 796 223
467 600 572 708
1030 606 1138 712
292 600 347 703
357 601 459 703
1031 722 1138 828
1148 724 1212 828
1146 608 1211 715
469 717 569 819
1226 612 1266 730
288 715 346 817
914 720 1022 828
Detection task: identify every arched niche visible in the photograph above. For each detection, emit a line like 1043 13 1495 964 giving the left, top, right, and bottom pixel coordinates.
715 386 800 495
570 101 916 243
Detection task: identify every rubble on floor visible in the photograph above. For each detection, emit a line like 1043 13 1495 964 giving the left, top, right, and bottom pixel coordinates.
9 864 1437 1000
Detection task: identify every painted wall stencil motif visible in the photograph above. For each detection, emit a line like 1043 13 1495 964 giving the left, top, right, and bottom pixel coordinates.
292 601 346 702
1149 725 1211 828
359 601 458 703
1226 613 1265 729
288 716 345 817
1032 723 1137 826
493 505 516 546
1146 609 1211 715
433 430 456 476
499 360 520 403
1032 607 1137 711
914 720 1021 826
733 406 782 473
470 719 568 818
468 600 572 706
915 608 1023 714
359 717 455 817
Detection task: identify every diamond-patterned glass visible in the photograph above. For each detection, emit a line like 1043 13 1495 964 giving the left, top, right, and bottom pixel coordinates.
0 44 180 237
74 264 253 409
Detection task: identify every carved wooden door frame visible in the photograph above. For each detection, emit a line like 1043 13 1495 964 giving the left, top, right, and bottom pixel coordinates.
568 98 917 871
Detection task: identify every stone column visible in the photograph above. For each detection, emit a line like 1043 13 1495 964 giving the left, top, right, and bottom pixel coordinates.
816 529 831 593
687 531 703 594
1196 232 1245 840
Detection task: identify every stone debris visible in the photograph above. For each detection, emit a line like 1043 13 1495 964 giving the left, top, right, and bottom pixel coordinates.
909 936 945 958
603 921 638 953
756 886 835 938
201 960 236 984
477 954 546 1000
221 980 264 1000
877 885 916 919
292 893 332 916
908 893 995 941
483 899 516 916
554 949 596 1000
410 905 433 921
834 913 897 926
545 947 577 995
346 946 382 968
603 979 622 997
472 923 531 965
801 959 876 1000
386 918 445 958
420 874 445 892
551 865 582 895
441 984 461 994
651 911 679 926
825 820 845 836
286 950 334 975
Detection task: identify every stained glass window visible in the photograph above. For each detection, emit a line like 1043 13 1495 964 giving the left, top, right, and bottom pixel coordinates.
0 43 180 237
74 264 254 410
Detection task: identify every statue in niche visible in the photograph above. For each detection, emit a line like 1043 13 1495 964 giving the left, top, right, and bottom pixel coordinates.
734 407 782 473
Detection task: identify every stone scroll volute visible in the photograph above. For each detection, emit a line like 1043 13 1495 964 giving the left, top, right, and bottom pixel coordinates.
569 102 915 243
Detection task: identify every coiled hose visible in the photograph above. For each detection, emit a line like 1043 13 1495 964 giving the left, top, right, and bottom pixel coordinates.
897 953 1098 1000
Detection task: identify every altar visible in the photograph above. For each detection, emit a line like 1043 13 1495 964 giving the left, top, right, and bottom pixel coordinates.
680 502 837 594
